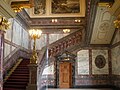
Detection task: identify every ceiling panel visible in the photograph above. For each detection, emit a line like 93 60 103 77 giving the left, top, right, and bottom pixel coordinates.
90 6 116 44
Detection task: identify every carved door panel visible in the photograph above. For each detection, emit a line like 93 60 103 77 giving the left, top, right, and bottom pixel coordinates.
59 62 72 88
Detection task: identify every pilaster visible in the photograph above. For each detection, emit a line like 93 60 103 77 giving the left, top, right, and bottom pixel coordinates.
0 30 5 90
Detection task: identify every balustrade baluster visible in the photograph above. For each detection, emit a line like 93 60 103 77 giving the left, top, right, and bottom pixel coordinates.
58 44 60 53
76 33 79 43
64 41 67 49
68 38 72 47
72 36 76 45
55 46 59 53
49 49 52 57
51 48 54 57
58 43 62 51
66 40 69 48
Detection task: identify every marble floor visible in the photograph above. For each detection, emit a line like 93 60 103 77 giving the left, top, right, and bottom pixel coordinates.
48 89 113 90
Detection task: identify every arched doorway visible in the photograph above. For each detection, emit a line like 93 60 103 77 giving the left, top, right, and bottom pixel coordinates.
55 51 76 88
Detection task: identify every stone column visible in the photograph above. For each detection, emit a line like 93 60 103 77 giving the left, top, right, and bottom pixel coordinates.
26 64 38 90
0 30 5 90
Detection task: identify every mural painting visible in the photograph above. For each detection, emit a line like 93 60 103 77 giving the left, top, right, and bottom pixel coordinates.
34 0 46 15
52 0 80 14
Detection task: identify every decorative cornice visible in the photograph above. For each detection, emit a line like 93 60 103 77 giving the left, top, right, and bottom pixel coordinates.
0 0 16 18
85 0 99 46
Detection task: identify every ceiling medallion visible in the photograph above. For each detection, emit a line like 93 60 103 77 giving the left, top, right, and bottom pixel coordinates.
95 55 106 69
99 22 109 32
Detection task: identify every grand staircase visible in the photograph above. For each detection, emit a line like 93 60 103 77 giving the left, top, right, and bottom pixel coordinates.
3 59 30 90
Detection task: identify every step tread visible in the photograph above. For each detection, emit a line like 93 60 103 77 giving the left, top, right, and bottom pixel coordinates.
4 59 30 90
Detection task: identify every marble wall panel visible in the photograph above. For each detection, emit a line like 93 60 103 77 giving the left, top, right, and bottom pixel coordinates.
92 50 109 74
49 34 68 44
36 34 47 50
77 50 89 75
35 34 68 50
42 64 54 75
4 18 13 41
111 45 120 75
22 29 29 49
4 43 10 59
12 20 22 45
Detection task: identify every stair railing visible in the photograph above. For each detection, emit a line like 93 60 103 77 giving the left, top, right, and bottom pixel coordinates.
3 58 23 82
3 47 31 79
37 47 47 90
48 30 82 57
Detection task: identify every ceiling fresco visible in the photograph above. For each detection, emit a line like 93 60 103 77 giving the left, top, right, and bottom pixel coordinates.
28 0 85 18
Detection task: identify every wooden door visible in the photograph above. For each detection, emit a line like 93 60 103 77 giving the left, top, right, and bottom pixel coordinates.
59 62 72 88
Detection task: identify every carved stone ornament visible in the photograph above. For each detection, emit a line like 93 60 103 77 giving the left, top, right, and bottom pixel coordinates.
95 55 106 69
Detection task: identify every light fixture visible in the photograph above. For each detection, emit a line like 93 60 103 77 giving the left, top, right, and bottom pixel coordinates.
52 19 57 23
74 19 81 23
114 15 120 29
0 16 10 31
63 29 70 33
29 29 42 63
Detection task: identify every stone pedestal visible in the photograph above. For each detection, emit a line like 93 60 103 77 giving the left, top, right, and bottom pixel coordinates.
26 63 38 90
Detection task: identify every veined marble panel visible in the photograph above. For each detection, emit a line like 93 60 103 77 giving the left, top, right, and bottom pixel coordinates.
4 43 10 58
111 45 120 75
112 29 120 45
12 20 22 45
35 34 68 50
49 34 68 44
42 64 54 75
36 34 47 50
4 18 13 41
22 29 29 49
77 50 89 75
92 50 108 74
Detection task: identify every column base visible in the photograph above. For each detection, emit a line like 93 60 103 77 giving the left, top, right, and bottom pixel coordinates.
26 84 37 90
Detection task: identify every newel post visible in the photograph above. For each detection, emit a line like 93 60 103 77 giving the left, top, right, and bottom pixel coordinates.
26 63 38 90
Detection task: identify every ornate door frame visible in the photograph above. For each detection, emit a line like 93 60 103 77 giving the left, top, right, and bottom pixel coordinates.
55 51 76 88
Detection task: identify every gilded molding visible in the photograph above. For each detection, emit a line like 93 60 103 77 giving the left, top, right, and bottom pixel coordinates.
109 0 120 16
